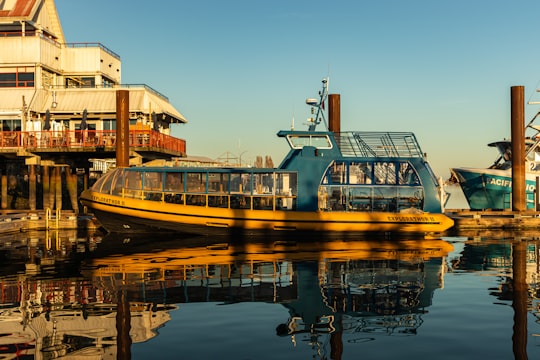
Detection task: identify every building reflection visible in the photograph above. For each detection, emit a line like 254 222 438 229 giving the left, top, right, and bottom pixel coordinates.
0 232 456 358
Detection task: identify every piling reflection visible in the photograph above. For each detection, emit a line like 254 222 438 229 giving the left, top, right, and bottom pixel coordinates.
1 231 540 358
445 234 540 360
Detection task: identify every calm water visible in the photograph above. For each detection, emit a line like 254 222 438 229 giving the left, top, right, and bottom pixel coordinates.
0 226 539 360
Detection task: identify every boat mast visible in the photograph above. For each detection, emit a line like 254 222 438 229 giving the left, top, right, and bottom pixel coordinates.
305 78 329 131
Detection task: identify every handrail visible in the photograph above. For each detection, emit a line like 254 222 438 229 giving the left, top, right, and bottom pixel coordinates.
0 129 186 154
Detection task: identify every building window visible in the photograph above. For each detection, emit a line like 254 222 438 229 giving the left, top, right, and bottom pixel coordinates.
102 76 114 88
0 71 34 88
1 119 21 131
65 76 95 88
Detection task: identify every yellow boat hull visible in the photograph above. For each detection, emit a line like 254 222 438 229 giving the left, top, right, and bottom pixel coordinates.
81 190 454 235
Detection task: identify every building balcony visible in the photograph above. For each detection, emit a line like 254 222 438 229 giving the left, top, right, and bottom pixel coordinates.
0 129 186 158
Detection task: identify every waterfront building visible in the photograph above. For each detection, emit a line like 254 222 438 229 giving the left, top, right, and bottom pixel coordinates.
0 0 187 211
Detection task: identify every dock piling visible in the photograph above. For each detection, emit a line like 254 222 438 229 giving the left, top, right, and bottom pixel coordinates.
511 86 526 211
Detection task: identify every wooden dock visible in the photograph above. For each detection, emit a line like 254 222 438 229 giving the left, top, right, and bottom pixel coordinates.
2 208 539 235
0 210 101 234
446 209 540 230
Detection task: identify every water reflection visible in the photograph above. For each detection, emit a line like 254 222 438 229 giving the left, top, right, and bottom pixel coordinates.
0 231 454 358
0 231 538 358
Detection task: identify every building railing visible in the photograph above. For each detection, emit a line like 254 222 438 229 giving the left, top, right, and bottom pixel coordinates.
0 130 186 154
65 42 121 60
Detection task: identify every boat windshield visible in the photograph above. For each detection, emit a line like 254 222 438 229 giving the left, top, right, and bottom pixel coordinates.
286 134 332 149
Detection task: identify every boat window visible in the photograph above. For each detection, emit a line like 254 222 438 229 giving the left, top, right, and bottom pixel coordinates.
347 187 373 211
276 173 297 196
99 169 118 195
165 172 184 192
349 162 372 184
144 172 163 191
208 173 228 193
91 168 116 192
253 173 274 194
326 186 347 210
125 171 142 190
208 195 228 208
230 195 251 209
186 172 206 192
287 135 332 149
398 163 420 185
329 162 347 184
230 172 250 194
111 170 124 196
374 162 396 185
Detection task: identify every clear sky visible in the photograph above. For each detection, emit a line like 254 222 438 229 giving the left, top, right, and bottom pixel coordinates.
56 0 540 178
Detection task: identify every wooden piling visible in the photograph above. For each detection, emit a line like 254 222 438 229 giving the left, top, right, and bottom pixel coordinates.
116 90 130 168
328 94 341 133
42 165 50 210
1 173 6 209
66 169 78 213
54 167 62 210
29 165 36 210
511 86 526 211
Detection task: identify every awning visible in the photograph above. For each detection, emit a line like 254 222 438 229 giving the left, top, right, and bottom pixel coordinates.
20 87 187 123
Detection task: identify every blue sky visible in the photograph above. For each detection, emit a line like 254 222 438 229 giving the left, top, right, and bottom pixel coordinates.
56 0 540 178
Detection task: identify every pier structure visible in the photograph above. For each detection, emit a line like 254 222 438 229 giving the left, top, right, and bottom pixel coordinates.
0 0 188 213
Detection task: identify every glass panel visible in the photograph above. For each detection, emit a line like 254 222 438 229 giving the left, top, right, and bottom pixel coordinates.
111 170 124 196
186 194 206 206
208 195 228 208
373 187 397 211
310 135 332 148
348 187 373 211
125 171 142 189
349 162 372 184
230 195 250 209
254 173 274 194
165 172 184 191
289 135 311 148
331 162 347 184
398 162 421 185
276 172 297 210
326 186 346 210
143 172 163 191
374 162 396 185
186 172 206 192
288 135 331 149
396 187 423 211
91 169 115 192
230 173 242 193
208 173 228 193
100 169 118 195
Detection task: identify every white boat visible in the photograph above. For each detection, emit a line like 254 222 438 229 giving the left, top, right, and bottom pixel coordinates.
451 113 540 210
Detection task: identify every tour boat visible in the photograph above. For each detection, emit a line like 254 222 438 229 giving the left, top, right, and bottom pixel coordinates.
80 79 454 236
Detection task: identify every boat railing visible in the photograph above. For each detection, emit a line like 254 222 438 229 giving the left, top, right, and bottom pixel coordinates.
0 130 186 154
335 132 424 158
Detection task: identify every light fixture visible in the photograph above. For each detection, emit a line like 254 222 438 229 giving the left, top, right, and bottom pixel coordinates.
52 91 57 108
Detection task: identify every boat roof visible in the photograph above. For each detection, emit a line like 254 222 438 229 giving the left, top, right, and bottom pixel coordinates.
278 130 425 158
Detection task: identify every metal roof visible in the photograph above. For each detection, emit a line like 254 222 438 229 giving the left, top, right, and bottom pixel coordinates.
0 87 187 123
0 0 38 18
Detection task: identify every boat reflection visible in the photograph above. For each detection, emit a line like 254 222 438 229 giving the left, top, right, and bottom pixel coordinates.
0 231 454 358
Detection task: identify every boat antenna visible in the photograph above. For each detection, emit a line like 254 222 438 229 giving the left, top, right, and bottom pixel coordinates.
305 77 329 131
